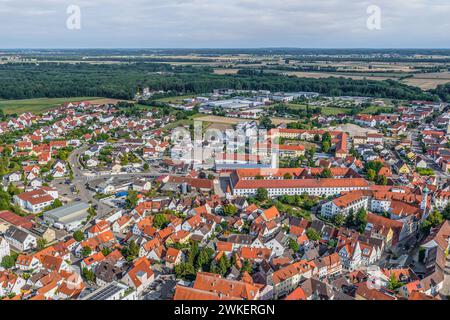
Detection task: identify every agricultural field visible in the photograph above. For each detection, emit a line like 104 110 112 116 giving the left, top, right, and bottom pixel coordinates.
0 97 103 114
286 103 393 116
279 71 398 82
401 72 450 90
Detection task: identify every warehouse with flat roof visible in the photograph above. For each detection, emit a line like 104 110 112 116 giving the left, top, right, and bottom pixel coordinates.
43 201 90 231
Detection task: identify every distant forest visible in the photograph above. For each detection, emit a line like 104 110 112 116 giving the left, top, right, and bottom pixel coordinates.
0 62 437 101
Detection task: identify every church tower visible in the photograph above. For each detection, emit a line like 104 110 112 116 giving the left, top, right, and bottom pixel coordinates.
421 185 429 216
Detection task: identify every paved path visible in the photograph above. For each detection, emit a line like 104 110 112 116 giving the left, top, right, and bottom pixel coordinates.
68 146 111 217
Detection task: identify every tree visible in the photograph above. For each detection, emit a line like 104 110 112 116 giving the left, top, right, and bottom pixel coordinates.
313 134 320 142
101 247 112 256
321 168 333 178
7 183 21 196
327 239 337 249
196 247 214 271
187 241 199 265
306 147 316 162
255 188 269 202
322 141 331 153
365 161 384 176
125 190 139 209
421 210 444 234
223 204 238 216
322 132 332 143
355 208 368 233
143 163 150 171
82 267 95 282
1 255 15 269
387 273 403 291
81 246 92 257
367 169 376 181
37 238 47 250
120 154 129 165
283 172 293 179
241 259 253 274
51 198 63 209
346 209 355 227
332 213 345 227
418 247 426 263
153 214 169 229
306 228 321 241
442 204 450 220
288 238 299 252
122 240 140 261
217 254 231 276
73 230 85 242
174 262 196 280
376 174 388 185
259 116 274 130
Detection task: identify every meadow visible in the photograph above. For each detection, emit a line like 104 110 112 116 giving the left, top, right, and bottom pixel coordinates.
0 97 102 114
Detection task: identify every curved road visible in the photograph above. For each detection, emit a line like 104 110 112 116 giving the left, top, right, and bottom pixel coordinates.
68 146 111 217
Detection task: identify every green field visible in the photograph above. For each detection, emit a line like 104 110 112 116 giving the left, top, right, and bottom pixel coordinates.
286 103 347 115
0 97 101 114
287 103 393 115
163 113 204 131
155 94 198 104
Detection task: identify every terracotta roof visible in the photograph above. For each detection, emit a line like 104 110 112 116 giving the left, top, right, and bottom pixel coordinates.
16 188 55 205
271 260 315 285
332 190 368 208
126 257 154 288
165 247 181 264
173 285 239 300
238 246 271 261
192 272 261 300
262 206 280 221
284 287 307 300
355 282 396 300
0 210 34 229
234 177 369 190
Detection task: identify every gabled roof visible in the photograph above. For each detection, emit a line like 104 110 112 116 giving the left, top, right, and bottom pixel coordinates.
126 257 154 288
192 272 261 300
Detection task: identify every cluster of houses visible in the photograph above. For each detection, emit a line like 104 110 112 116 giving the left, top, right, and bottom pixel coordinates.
1 96 450 301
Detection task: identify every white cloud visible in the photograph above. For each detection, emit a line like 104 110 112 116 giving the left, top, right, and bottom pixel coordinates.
0 0 448 48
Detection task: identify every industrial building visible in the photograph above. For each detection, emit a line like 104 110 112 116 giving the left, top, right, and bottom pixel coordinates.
43 201 90 231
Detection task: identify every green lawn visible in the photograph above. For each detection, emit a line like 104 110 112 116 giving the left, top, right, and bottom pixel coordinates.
152 94 198 104
163 113 204 131
360 105 394 114
0 97 101 114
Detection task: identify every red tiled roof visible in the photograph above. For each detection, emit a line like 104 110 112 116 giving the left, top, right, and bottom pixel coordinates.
0 211 34 229
234 177 369 190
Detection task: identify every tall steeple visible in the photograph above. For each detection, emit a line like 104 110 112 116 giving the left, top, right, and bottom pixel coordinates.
421 185 429 216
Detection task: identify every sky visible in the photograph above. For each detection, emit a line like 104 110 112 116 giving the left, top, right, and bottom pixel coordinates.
0 0 449 48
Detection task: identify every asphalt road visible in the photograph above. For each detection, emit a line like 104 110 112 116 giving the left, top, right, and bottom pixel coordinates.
68 146 111 217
